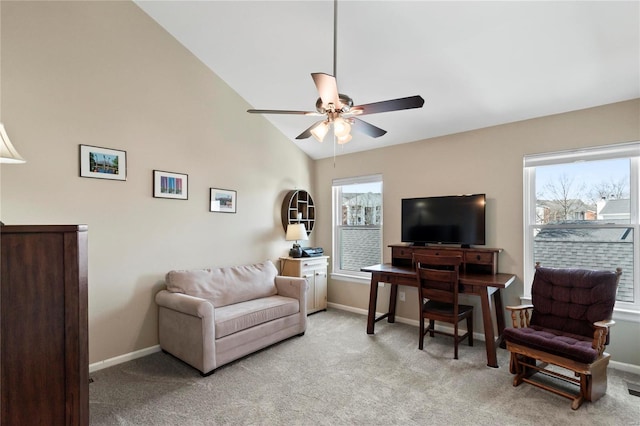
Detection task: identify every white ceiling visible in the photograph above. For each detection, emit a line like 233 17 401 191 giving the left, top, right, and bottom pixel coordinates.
134 1 640 160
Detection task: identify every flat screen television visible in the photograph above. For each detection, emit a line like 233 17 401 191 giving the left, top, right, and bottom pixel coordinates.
401 194 486 247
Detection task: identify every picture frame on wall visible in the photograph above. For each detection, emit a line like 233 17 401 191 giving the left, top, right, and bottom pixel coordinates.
153 170 188 200
210 188 237 213
79 144 127 181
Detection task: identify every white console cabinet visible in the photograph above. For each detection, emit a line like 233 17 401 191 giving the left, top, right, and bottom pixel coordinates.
280 256 328 314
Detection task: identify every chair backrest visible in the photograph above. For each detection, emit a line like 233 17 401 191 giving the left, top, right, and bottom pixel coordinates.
414 255 462 305
530 266 621 339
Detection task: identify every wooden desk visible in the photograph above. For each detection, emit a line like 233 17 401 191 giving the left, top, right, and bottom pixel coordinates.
361 263 515 368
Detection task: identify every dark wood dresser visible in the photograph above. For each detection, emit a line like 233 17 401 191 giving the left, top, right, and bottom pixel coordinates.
1 225 89 426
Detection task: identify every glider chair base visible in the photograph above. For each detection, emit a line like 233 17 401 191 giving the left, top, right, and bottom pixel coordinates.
507 341 610 410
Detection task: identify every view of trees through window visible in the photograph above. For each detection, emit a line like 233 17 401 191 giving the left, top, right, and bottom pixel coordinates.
536 159 630 224
532 158 635 303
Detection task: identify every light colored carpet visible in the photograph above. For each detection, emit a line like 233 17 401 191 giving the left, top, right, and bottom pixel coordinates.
89 309 640 425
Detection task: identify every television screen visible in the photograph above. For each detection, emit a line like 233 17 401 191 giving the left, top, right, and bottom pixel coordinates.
401 194 486 246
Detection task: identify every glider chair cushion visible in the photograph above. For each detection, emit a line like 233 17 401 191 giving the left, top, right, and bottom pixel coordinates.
503 264 621 410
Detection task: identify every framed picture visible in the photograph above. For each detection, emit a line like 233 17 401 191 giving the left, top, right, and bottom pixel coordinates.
79 145 127 181
153 170 188 200
210 188 237 213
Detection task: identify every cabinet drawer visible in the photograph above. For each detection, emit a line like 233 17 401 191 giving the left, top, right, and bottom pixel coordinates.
302 260 326 267
301 260 327 273
464 251 494 265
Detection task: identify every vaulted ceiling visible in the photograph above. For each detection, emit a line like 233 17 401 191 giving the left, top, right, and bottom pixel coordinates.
135 1 640 160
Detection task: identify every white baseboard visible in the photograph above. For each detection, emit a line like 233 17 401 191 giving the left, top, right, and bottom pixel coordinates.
327 302 485 341
327 302 640 375
610 360 640 375
89 345 161 373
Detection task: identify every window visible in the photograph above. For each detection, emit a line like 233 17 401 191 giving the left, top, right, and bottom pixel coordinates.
332 174 383 279
524 142 640 317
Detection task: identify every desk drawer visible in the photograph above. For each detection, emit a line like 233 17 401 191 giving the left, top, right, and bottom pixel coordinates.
464 251 494 265
460 283 478 295
380 274 416 287
392 247 413 260
380 273 395 283
419 248 463 258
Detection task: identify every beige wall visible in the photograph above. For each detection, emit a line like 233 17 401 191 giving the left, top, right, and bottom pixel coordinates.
2 1 638 369
1 1 315 363
315 99 640 367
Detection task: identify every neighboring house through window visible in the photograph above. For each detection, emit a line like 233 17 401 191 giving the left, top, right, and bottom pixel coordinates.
523 142 640 318
332 174 382 279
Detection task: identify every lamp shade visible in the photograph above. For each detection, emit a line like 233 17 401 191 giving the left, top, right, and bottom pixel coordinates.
0 123 26 164
285 223 309 242
310 121 330 143
337 133 352 145
333 118 351 138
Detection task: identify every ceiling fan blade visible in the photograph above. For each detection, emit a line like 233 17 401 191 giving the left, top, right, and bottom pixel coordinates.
247 109 320 116
351 118 387 138
311 73 342 109
351 95 425 116
295 120 326 140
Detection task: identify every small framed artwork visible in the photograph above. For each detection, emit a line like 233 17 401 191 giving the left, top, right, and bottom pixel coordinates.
79 145 127 181
153 170 188 200
210 188 237 213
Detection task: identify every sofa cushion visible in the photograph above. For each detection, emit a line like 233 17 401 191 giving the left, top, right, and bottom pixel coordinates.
214 295 300 339
165 260 278 308
503 325 598 364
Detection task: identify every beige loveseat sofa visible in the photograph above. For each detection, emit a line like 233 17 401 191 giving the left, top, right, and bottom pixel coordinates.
155 260 307 375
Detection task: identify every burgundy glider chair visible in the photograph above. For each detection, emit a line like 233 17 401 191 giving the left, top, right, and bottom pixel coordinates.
503 263 621 410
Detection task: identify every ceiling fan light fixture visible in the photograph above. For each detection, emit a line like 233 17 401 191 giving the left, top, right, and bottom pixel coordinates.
337 133 352 145
245 0 424 149
333 117 351 137
310 121 330 142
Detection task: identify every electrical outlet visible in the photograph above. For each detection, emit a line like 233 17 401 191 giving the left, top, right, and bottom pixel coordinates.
399 291 405 302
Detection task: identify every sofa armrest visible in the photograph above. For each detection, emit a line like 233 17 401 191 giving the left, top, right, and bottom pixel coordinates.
155 290 214 319
505 304 533 328
155 290 216 374
275 276 308 317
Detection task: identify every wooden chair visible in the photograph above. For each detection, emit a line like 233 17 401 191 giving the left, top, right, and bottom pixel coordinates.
414 254 473 359
504 264 622 410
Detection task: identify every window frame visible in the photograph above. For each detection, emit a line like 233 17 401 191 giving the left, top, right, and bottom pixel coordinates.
523 142 640 321
331 174 383 281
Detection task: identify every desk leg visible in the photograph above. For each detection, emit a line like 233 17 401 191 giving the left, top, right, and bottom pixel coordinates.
479 287 499 368
388 283 398 323
367 273 380 334
493 289 506 349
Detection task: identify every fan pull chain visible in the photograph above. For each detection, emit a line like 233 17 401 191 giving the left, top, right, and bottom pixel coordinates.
333 133 336 168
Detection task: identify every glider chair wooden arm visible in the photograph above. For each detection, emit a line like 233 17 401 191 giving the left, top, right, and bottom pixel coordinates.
506 304 533 328
503 265 621 410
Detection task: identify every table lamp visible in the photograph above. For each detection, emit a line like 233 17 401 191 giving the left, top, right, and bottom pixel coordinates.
286 223 308 258
0 123 26 226
0 123 26 164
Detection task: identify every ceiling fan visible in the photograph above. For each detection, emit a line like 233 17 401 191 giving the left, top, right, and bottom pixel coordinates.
247 0 424 145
